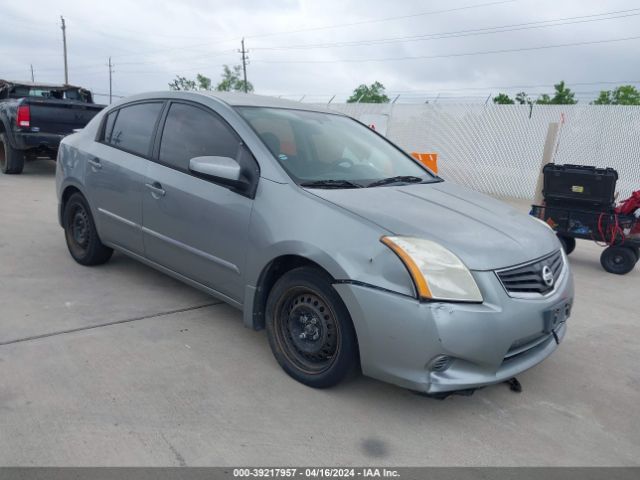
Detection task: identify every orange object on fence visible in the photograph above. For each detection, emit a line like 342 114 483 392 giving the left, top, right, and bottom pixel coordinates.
411 152 438 174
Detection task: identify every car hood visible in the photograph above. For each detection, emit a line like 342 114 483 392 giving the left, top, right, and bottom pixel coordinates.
308 181 558 271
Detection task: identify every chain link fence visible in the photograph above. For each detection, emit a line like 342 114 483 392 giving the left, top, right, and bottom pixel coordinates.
320 103 640 200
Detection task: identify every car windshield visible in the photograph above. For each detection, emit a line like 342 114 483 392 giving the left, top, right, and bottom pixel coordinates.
236 106 438 188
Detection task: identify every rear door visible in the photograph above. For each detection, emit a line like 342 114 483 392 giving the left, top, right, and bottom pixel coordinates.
85 101 164 255
142 101 256 302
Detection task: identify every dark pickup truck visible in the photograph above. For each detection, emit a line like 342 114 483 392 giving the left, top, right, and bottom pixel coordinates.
0 80 105 174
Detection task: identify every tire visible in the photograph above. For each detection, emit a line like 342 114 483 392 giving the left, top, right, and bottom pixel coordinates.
629 246 640 262
265 266 359 388
557 235 576 255
600 246 637 275
0 133 25 174
63 193 113 265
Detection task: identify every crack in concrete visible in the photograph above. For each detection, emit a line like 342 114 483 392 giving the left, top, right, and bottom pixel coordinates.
0 302 222 347
161 432 187 467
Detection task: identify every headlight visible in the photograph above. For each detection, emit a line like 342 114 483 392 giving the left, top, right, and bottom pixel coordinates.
381 236 483 302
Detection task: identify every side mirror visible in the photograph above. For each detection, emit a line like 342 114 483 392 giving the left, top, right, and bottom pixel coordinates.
189 156 244 187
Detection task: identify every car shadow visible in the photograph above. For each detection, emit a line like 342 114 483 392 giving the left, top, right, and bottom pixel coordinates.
20 158 57 176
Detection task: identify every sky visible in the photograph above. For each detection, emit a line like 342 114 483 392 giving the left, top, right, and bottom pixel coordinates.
1 0 639 104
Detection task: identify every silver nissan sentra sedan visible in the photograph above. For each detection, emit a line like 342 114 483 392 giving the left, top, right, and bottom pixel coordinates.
56 91 574 394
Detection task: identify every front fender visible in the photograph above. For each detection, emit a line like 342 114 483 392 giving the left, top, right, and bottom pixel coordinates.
245 180 416 296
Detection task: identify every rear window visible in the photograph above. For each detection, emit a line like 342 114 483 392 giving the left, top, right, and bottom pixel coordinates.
9 85 92 102
107 102 163 157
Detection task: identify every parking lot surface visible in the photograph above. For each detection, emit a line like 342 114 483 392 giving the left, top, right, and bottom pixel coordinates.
1 160 639 466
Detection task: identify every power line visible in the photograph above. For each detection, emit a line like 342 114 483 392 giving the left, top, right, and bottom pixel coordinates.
245 0 517 39
110 2 516 59
252 35 640 64
272 80 640 97
252 8 640 51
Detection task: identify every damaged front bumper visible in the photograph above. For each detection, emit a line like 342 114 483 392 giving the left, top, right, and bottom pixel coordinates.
333 266 574 394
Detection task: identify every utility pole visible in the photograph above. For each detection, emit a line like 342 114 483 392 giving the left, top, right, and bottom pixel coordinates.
239 38 249 93
108 57 114 104
30 64 34 82
60 16 68 84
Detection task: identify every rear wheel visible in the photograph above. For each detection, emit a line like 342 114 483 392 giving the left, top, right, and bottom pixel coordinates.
557 235 576 255
266 267 358 388
63 193 113 265
600 246 637 275
0 133 25 174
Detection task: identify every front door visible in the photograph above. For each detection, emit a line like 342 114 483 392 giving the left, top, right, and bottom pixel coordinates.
141 102 255 302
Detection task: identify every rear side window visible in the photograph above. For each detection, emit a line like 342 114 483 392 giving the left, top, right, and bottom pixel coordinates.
107 102 163 157
103 110 118 143
159 103 240 172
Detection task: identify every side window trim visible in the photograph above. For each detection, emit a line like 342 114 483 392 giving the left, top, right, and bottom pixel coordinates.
96 100 167 159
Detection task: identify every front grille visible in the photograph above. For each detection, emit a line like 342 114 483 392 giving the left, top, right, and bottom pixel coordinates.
496 250 564 297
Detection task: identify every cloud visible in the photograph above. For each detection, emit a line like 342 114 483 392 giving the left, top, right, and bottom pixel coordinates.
1 0 639 103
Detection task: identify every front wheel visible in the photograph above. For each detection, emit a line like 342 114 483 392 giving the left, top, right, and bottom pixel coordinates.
266 267 359 388
600 246 637 275
63 193 113 265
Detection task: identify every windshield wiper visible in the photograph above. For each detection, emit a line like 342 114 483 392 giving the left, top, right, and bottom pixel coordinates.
366 175 425 188
300 179 364 189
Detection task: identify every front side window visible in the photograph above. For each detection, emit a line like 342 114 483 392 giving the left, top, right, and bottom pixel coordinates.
108 102 163 157
159 103 240 172
236 107 437 188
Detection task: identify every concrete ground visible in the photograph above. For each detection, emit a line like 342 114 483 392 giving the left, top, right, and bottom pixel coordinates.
1 159 639 466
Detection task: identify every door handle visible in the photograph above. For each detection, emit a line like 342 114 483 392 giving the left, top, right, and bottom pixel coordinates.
145 181 166 198
88 158 102 170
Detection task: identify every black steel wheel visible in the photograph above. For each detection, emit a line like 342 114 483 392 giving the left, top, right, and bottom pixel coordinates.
600 246 637 275
557 235 576 255
63 193 113 265
266 267 358 388
0 133 24 174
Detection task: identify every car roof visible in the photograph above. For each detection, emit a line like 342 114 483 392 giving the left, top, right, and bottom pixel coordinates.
118 90 337 114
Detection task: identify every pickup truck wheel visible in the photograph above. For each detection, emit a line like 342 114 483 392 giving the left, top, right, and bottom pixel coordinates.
63 193 113 265
0 133 25 174
266 267 359 388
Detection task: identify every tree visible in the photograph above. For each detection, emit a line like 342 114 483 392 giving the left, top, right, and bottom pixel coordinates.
592 85 640 105
216 65 254 93
168 74 213 91
535 93 552 105
536 81 576 104
347 81 390 103
168 75 197 91
196 74 212 91
169 66 253 93
493 93 514 104
515 91 532 105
